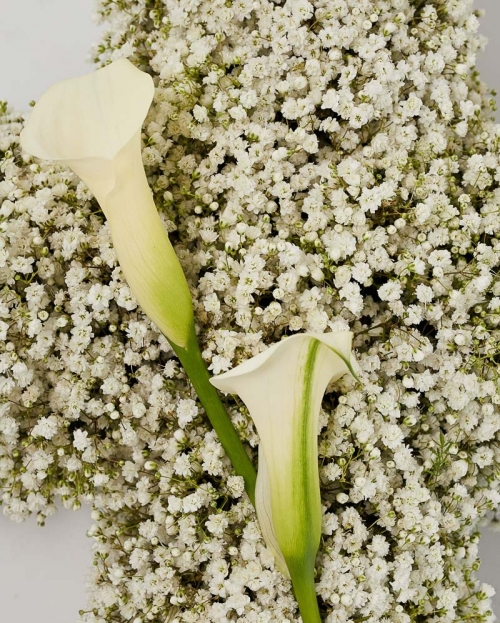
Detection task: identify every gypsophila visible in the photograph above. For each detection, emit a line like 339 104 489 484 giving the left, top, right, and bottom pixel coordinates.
1 0 500 620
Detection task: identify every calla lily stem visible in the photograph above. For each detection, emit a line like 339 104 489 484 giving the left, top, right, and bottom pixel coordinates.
170 328 257 506
289 561 323 623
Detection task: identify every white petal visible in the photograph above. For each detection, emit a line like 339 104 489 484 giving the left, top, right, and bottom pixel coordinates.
210 332 355 426
255 451 290 578
19 60 193 348
211 332 357 574
103 131 193 346
20 59 154 162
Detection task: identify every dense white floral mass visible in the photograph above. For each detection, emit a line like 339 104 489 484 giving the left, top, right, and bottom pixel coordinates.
1 0 500 621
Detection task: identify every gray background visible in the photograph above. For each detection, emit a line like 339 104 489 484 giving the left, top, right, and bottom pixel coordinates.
0 1 499 622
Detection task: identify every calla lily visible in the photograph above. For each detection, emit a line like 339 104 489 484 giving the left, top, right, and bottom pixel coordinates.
211 332 358 622
19 58 193 348
19 59 257 502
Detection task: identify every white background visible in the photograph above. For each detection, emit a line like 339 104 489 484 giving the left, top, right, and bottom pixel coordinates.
0 1 499 622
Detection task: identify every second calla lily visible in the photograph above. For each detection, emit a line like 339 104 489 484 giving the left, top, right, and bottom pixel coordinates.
211 332 358 623
19 58 193 348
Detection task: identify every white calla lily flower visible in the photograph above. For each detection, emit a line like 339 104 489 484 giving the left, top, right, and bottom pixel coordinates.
20 58 193 348
19 60 257 499
211 331 358 622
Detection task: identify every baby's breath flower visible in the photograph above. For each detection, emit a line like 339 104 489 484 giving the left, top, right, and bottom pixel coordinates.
1 0 500 621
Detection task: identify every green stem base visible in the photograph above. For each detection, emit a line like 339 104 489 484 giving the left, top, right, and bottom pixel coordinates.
170 328 256 506
290 562 322 623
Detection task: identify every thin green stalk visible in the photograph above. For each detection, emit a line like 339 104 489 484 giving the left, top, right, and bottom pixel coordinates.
289 559 322 623
170 327 256 506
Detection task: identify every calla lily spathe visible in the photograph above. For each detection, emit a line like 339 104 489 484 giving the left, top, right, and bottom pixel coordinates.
211 332 358 622
19 58 193 348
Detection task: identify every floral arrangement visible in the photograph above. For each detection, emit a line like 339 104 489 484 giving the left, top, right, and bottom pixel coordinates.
1 0 500 622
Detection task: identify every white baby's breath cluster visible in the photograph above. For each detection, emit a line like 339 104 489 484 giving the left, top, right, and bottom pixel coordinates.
1 0 500 621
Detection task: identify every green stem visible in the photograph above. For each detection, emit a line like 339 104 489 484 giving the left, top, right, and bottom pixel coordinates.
170 327 256 506
289 561 322 623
